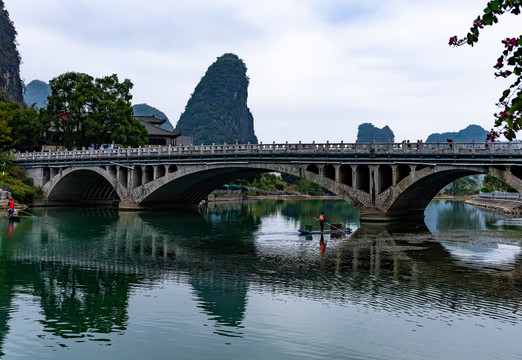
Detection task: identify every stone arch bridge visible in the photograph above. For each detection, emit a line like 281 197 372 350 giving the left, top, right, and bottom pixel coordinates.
15 141 522 221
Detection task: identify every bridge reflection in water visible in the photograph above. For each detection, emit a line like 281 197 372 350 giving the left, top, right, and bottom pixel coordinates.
0 200 521 352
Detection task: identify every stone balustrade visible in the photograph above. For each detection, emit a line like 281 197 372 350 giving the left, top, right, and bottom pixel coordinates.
14 141 522 161
478 191 522 200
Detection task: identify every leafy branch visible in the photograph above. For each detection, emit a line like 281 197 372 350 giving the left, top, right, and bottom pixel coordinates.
449 0 521 141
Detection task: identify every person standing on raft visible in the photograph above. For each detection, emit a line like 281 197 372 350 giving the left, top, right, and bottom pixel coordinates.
7 199 15 217
318 211 326 232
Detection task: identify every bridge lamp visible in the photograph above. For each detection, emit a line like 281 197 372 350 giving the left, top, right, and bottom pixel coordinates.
2 162 5 190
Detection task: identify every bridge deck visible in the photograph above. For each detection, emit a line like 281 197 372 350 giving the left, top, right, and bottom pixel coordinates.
15 141 522 167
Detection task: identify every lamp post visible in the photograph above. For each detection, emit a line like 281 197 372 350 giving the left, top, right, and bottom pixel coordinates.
2 162 5 190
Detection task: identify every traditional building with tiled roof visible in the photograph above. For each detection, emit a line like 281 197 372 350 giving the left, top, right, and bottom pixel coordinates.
135 116 192 146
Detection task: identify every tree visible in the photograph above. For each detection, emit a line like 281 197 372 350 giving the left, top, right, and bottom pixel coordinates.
449 1 521 141
44 72 147 149
9 106 45 150
0 99 14 151
481 174 516 192
442 175 480 196
0 99 45 151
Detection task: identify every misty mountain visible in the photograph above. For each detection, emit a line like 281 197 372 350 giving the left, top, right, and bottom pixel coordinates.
24 79 51 108
426 125 488 143
356 123 395 143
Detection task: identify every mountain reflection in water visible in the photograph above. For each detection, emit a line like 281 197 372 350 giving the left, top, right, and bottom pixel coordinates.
0 199 520 359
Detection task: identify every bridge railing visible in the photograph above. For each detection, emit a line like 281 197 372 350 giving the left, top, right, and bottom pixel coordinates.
479 191 522 200
14 141 522 161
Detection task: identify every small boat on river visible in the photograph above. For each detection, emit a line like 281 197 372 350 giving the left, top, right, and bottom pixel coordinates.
298 228 352 235
3 215 21 221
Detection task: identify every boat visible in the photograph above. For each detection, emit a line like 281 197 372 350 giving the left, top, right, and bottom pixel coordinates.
3 211 21 221
298 228 352 235
3 215 21 221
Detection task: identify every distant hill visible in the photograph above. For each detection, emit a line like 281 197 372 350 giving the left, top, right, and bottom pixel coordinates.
0 1 23 103
356 123 395 143
132 103 174 131
174 53 258 144
426 125 488 143
24 80 51 108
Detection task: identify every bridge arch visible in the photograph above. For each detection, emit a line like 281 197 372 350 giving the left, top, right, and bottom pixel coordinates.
45 167 120 204
323 164 336 181
375 165 522 221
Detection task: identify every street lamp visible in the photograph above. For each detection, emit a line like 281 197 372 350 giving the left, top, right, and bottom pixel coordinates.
2 162 5 190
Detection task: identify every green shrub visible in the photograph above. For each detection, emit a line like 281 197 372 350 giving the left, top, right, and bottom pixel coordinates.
10 184 36 203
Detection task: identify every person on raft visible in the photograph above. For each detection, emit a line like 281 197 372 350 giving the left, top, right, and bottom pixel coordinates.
318 211 326 232
7 199 15 217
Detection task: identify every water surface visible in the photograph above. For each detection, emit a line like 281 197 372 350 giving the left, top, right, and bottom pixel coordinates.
0 199 521 359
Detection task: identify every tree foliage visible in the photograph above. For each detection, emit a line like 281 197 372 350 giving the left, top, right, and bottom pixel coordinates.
481 174 516 192
0 152 42 203
45 72 147 149
449 1 521 141
0 99 45 151
441 175 480 196
0 99 14 150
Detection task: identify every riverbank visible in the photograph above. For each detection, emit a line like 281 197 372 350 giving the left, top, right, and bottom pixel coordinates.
206 193 340 202
433 194 477 201
431 194 522 215
465 197 522 215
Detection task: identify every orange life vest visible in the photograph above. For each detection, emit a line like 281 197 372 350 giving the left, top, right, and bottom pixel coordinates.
319 214 325 221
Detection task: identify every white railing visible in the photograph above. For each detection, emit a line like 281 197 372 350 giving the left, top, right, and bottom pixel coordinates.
478 191 522 200
14 141 522 161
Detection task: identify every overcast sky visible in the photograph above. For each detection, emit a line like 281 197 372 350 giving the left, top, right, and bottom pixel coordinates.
4 0 519 143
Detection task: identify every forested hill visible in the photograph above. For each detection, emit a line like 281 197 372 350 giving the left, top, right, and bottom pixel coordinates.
0 1 23 103
174 53 258 144
426 125 488 142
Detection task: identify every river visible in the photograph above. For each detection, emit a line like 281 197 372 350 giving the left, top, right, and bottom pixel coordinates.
0 199 521 359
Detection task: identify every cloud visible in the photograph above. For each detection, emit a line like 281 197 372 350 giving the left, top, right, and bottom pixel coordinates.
5 0 518 143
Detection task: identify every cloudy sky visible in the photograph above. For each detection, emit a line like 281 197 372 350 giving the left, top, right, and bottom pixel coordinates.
4 0 519 143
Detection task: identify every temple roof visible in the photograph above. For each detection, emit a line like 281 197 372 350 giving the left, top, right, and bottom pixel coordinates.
136 117 181 138
134 115 167 126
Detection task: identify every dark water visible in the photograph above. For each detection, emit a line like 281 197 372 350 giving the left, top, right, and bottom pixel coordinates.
0 200 521 359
